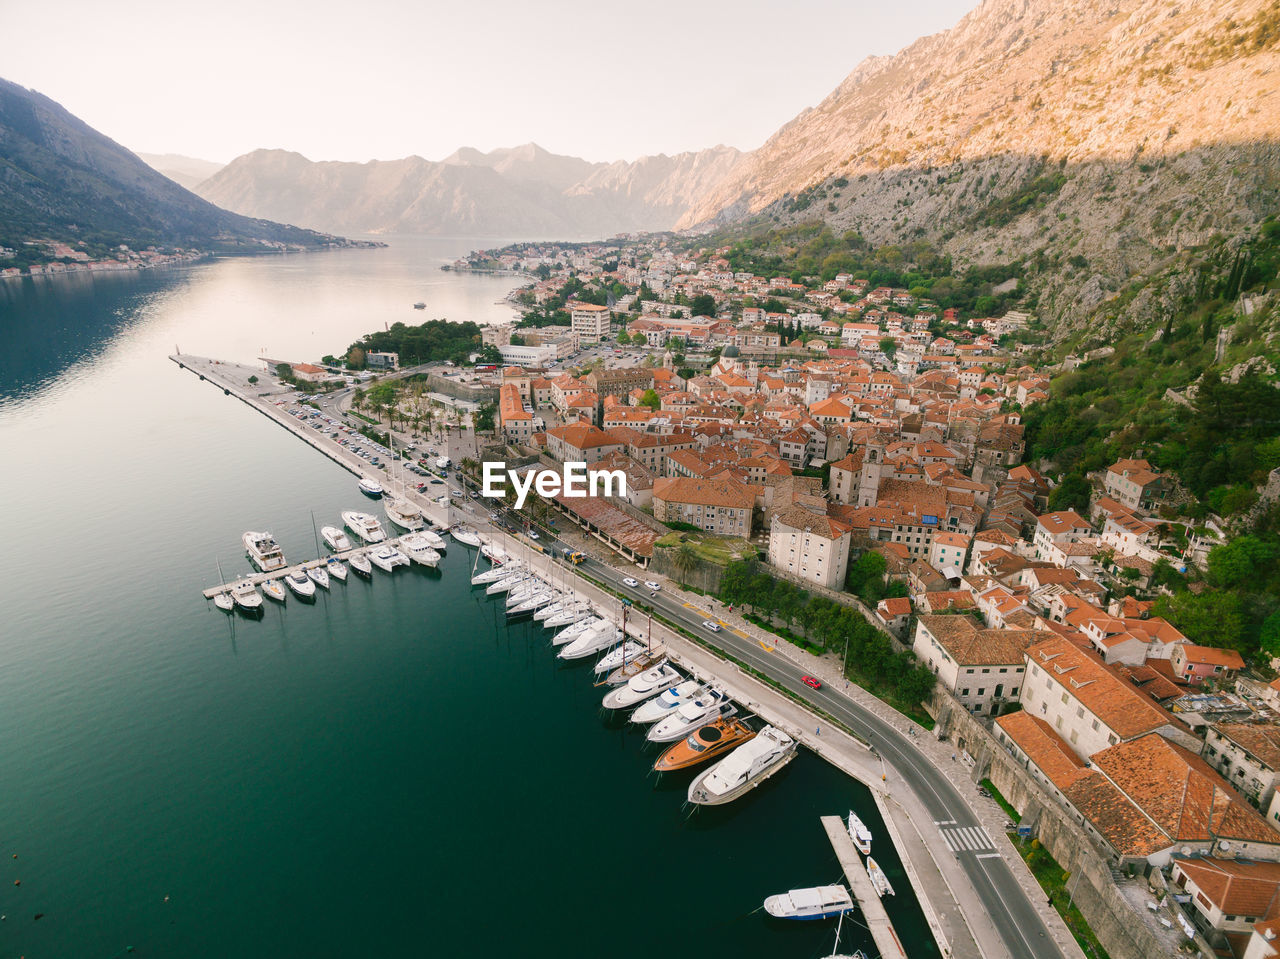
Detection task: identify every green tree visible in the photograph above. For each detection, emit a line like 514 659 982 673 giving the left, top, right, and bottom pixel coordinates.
275 363 293 381
639 389 661 410
346 346 366 369
473 402 496 434
1154 590 1248 652
1261 610 1280 658
879 336 897 360
672 542 700 585
1047 473 1092 513
689 294 717 317
616 328 631 345
247 375 258 385
845 551 887 597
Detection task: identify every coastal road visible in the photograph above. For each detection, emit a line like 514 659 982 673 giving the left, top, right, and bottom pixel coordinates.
566 550 1065 959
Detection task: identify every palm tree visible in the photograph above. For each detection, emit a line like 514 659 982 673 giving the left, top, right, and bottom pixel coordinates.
672 542 700 586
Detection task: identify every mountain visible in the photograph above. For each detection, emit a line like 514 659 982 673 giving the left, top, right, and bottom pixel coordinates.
0 77 356 260
195 142 743 238
137 152 225 190
676 0 1280 337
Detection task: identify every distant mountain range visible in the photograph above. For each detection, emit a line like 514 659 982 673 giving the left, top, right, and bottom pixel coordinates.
193 142 743 238
136 153 225 191
0 77 359 260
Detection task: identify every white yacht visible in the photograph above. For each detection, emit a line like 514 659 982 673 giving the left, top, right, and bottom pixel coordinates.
384 495 425 531
399 533 441 568
472 562 518 586
591 641 648 675
508 591 556 616
533 600 569 622
866 858 895 898
348 550 373 578
602 663 681 710
321 526 352 552
846 811 872 856
419 528 447 551
763 885 855 921
326 557 348 582
603 649 667 687
543 605 593 630
550 616 602 646
687 726 797 806
342 511 387 544
631 680 706 724
486 571 530 596
369 544 410 572
480 543 505 563
284 568 316 598
242 531 286 572
262 579 287 603
229 578 263 611
557 623 622 661
213 590 235 612
646 695 736 744
306 564 330 590
451 527 482 548
358 476 384 498
503 579 546 605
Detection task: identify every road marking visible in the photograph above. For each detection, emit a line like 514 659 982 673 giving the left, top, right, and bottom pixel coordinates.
940 824 995 853
758 639 775 651
975 852 1002 859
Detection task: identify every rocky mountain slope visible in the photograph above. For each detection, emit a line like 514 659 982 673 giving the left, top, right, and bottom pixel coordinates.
195 142 743 238
137 152 225 190
0 77 350 257
680 0 1279 338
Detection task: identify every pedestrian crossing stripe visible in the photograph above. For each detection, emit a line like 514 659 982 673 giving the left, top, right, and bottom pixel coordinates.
939 825 995 853
933 819 957 826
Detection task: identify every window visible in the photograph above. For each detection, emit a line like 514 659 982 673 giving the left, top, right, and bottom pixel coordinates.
1011 687 1020 696
961 688 970 696
1091 719 1099 731
977 688 985 696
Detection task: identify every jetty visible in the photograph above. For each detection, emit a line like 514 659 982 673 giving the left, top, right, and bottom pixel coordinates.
820 815 908 959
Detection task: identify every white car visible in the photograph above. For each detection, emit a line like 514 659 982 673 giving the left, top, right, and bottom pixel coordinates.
528 531 540 540
644 581 661 591
702 621 721 633
623 577 639 588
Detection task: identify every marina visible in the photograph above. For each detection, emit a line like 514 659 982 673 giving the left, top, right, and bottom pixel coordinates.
821 815 909 959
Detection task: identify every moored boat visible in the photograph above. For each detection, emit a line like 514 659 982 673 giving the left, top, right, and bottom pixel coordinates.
646 694 736 744
653 716 756 773
342 510 386 544
591 641 648 675
358 476 384 498
451 526 482 548
242 531 286 572
321 525 352 552
602 662 681 710
763 885 854 921
400 533 441 568
550 616 602 646
473 561 519 586
866 858 895 898
631 680 706 724
846 811 872 856
229 578 263 610
326 557 348 582
285 568 316 598
384 495 425 531
557 623 623 661
687 725 797 806
543 605 594 630
306 564 330 590
261 579 287 603
369 544 410 572
348 550 373 578
213 590 235 612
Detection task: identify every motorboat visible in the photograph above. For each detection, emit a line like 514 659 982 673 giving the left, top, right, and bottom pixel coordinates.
763 885 854 921
306 564 330 590
384 495 425 531
284 568 316 598
213 591 234 612
473 561 519 586
321 525 352 552
687 726 797 806
603 649 667 686
261 579 287 603
400 533 441 568
543 605 594 630
242 531 286 572
646 694 736 744
846 811 872 856
602 662 681 710
451 527 482 548
369 544 410 572
653 716 757 773
591 641 648 675
349 550 373 578
631 680 708 724
342 511 386 544
557 623 623 661
326 557 348 582
358 476 384 498
866 858 895 898
419 528 447 551
229 578 263 611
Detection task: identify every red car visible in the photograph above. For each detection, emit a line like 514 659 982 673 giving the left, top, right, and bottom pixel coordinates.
801 676 822 690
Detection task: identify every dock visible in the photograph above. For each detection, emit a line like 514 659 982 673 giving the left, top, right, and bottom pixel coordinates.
820 815 908 959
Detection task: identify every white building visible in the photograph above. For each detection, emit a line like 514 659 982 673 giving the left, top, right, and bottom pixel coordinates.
570 303 611 343
768 505 851 590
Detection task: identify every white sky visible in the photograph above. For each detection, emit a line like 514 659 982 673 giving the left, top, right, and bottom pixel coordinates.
6 0 977 164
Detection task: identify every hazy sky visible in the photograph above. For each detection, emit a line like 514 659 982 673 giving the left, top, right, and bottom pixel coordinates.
7 0 977 164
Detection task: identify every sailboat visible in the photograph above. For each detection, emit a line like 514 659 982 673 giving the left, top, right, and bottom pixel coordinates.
212 557 234 611
384 434 426 531
820 910 867 959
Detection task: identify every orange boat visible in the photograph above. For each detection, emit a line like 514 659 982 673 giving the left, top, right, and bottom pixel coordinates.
653 717 756 773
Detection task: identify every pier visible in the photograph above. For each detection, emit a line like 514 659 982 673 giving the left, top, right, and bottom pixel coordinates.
820 815 908 959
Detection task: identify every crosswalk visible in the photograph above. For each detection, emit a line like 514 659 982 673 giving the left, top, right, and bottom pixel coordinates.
935 820 996 854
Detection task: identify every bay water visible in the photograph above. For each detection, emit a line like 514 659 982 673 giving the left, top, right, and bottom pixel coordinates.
0 237 940 958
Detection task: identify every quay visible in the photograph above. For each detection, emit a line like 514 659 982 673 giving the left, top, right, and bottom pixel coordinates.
820 815 908 959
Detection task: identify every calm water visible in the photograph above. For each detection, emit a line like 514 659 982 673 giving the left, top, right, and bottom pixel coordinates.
0 237 939 958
